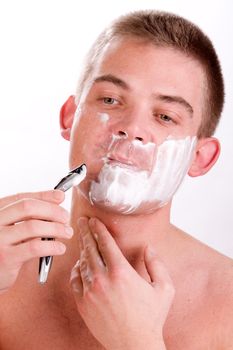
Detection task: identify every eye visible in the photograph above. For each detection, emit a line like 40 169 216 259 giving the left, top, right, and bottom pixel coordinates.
153 112 177 125
159 114 173 122
103 97 118 105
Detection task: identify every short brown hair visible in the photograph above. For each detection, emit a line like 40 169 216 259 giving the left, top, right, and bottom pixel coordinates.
76 10 225 138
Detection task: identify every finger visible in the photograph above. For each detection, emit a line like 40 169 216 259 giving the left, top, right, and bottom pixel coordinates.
88 217 128 271
79 249 94 291
78 217 106 273
78 232 92 289
0 220 73 245
8 238 66 267
0 190 65 210
70 260 83 297
78 228 84 251
0 198 69 226
144 246 174 289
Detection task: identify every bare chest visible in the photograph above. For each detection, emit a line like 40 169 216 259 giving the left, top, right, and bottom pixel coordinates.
0 306 104 350
0 299 221 350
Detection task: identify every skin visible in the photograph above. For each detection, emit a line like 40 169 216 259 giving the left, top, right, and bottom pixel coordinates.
0 38 232 350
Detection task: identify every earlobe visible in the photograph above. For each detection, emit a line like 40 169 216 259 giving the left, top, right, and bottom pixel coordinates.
188 137 221 177
59 95 77 141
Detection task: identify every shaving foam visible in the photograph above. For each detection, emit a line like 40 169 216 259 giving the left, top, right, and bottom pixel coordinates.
89 136 197 214
97 112 110 124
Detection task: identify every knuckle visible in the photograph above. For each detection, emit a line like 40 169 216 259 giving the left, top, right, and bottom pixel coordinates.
111 266 127 283
25 220 37 235
28 239 41 256
83 245 94 259
92 274 106 292
19 198 34 215
98 237 109 251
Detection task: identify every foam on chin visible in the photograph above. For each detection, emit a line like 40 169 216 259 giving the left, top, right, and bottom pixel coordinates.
89 136 197 214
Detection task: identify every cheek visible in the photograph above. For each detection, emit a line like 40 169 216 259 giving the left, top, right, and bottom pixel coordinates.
69 111 113 172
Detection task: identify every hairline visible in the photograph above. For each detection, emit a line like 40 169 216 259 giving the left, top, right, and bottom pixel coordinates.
76 34 211 138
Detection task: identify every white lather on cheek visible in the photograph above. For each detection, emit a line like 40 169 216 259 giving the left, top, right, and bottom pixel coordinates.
89 136 197 214
97 112 110 124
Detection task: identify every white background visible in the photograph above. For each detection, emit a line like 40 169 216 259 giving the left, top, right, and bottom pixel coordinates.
0 0 232 257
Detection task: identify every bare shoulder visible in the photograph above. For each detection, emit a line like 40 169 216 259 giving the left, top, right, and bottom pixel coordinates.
173 225 233 347
172 224 233 280
179 225 233 303
207 250 233 348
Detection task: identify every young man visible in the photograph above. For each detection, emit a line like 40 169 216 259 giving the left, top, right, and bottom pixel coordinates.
0 10 232 350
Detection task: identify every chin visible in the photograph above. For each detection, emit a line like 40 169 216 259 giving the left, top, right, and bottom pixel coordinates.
89 197 168 216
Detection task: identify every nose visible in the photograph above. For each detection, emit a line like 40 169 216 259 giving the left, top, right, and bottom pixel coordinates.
117 130 143 142
112 107 149 143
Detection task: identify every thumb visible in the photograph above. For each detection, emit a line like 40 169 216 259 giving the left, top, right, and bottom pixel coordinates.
144 245 173 289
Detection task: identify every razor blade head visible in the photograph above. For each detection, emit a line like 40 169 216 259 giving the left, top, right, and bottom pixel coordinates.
54 164 87 192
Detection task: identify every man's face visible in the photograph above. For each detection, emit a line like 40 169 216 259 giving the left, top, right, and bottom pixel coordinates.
69 38 205 214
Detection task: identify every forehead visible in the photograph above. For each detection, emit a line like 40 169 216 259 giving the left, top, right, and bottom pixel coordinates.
97 37 204 80
90 38 205 119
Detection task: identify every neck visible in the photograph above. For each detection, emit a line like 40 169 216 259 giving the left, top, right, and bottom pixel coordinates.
70 188 172 257
51 188 175 295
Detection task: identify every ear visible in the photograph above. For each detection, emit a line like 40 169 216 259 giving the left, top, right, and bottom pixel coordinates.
59 95 77 141
188 137 221 177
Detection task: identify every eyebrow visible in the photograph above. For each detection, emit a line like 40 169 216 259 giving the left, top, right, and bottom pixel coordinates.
94 74 129 90
154 94 193 117
94 74 193 116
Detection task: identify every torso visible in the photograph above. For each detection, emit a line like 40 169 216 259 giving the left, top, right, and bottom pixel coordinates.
0 229 232 350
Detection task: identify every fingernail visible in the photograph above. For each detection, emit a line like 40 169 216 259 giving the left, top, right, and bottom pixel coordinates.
58 243 66 253
77 217 88 231
89 217 97 228
65 225 73 237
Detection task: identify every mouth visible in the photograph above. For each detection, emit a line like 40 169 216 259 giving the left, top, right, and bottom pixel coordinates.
107 157 141 171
